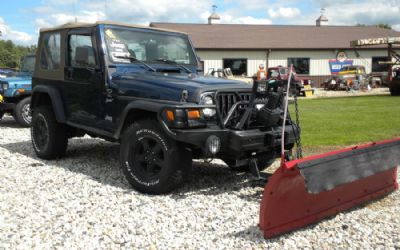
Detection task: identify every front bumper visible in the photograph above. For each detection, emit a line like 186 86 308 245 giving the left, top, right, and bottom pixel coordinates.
0 94 16 112
168 124 298 158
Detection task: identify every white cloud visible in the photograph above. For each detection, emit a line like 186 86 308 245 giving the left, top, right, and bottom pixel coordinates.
85 0 213 24
201 11 272 25
222 15 272 25
0 17 35 45
34 11 106 30
268 7 301 19
323 1 400 27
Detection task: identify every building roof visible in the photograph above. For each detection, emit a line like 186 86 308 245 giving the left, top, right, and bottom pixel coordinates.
150 22 400 50
40 21 186 35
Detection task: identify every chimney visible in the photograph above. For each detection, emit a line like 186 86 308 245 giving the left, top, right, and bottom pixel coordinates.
316 8 328 26
208 5 220 25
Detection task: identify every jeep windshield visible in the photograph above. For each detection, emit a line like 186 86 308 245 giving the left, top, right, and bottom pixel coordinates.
21 55 36 73
103 27 197 66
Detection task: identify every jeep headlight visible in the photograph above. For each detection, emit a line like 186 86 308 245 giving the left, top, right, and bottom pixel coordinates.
200 94 216 118
1 82 8 90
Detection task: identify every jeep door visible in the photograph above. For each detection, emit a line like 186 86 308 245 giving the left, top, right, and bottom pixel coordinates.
63 29 110 131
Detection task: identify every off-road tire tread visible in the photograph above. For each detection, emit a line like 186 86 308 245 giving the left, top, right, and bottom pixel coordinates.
31 105 68 159
14 97 31 127
120 120 191 194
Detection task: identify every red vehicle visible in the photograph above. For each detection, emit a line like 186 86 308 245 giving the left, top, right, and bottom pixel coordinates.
267 66 314 96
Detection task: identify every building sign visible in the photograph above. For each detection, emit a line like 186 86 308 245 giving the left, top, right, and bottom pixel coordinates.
336 51 347 62
329 59 353 74
350 37 400 47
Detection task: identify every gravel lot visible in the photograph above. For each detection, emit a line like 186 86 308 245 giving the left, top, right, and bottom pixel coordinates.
0 115 399 249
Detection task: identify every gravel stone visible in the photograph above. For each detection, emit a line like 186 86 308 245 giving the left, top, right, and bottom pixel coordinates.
0 115 399 249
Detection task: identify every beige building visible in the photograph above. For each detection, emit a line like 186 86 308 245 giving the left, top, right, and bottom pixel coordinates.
151 15 400 85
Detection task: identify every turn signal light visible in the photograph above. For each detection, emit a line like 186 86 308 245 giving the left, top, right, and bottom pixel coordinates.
187 109 201 119
166 110 175 121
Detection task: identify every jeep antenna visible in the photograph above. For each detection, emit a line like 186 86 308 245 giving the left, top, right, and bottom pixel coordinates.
104 0 108 19
73 1 77 22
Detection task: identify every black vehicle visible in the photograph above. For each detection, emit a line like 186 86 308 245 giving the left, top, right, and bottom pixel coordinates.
31 22 298 194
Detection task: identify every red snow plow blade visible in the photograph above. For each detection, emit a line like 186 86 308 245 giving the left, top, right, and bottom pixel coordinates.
259 138 400 239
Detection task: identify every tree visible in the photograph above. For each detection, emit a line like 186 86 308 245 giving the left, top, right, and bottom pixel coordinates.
356 23 392 30
0 39 36 69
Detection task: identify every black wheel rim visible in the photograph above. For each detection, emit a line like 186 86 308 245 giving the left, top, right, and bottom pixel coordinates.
129 136 167 179
33 115 49 150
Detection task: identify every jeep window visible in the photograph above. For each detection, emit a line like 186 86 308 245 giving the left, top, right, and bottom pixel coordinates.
40 33 61 70
372 57 389 72
268 69 280 78
21 56 36 73
104 27 197 65
68 34 97 67
287 58 310 74
279 68 289 75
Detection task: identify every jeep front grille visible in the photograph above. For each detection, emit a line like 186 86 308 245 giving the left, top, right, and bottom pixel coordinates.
216 92 252 125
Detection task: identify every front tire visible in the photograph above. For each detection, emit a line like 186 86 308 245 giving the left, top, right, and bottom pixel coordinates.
31 106 68 159
120 120 191 194
14 97 32 127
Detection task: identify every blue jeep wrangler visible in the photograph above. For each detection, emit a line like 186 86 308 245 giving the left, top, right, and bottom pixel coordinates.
31 22 298 194
0 55 35 126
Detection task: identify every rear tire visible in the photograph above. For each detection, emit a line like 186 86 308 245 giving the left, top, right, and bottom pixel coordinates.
31 106 68 159
120 120 192 194
14 97 31 127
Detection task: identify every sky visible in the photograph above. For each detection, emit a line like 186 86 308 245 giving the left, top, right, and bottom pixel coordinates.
0 0 399 45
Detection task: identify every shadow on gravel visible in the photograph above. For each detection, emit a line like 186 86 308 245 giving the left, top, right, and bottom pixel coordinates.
0 139 268 199
0 116 24 128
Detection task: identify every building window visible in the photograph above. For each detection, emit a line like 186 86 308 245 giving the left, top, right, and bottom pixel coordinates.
287 57 310 74
223 58 247 76
40 33 61 70
372 57 389 72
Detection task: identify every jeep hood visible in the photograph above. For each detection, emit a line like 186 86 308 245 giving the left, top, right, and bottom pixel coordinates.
112 72 252 103
1 75 32 87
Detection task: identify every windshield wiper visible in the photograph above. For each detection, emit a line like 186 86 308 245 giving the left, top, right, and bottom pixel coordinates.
114 55 156 72
155 58 193 73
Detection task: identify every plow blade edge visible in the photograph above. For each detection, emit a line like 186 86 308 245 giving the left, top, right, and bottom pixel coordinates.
259 138 400 239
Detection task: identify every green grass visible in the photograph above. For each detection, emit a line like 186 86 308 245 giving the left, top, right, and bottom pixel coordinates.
291 95 400 148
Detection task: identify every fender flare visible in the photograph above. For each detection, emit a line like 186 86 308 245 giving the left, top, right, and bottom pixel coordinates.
31 85 66 123
114 99 167 138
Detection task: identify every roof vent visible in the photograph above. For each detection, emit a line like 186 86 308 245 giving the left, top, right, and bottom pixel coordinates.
316 8 328 27
208 5 221 25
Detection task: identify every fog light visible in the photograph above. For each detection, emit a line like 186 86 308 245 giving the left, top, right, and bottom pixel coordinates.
206 135 220 155
255 104 265 110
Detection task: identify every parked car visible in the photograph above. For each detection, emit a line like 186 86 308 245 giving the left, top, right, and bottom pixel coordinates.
0 68 16 79
323 65 367 91
30 22 298 194
0 55 35 126
266 66 314 96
